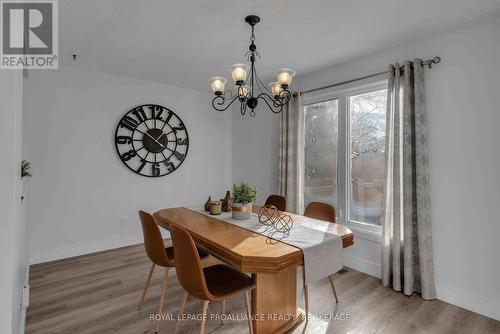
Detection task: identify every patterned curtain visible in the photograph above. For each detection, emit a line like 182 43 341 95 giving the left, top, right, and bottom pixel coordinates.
381 60 436 300
279 93 304 214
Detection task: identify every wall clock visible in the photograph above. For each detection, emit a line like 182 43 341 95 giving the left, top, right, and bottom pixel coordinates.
114 104 189 177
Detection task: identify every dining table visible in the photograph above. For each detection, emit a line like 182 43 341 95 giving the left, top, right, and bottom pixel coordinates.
154 205 353 334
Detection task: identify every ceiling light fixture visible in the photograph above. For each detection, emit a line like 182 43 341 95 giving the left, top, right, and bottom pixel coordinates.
209 15 295 116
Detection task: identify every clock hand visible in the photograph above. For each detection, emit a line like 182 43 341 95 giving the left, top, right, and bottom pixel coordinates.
156 132 166 142
156 129 176 142
144 132 165 148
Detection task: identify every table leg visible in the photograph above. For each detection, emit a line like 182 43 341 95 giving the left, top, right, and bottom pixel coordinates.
251 266 304 334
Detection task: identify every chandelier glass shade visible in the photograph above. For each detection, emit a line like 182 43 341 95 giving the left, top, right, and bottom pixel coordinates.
209 15 295 116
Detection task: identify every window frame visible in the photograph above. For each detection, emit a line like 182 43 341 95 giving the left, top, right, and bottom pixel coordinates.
302 76 387 241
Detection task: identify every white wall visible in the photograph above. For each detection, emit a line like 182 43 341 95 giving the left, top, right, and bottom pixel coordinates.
296 15 500 320
0 69 28 334
23 65 232 264
231 107 280 205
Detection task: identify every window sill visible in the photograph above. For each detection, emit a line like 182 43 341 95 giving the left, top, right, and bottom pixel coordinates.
338 220 382 243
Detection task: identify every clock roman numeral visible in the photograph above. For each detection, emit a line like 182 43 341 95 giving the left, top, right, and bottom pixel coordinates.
177 138 188 145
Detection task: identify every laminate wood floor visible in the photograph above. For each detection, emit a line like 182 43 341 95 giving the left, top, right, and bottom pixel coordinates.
26 242 500 334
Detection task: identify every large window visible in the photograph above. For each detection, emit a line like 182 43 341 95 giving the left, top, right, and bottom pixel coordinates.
303 81 387 232
304 100 338 208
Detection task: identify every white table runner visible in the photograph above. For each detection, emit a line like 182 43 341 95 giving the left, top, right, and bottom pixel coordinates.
185 206 343 284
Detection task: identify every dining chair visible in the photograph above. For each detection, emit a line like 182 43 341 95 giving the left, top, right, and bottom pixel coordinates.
170 224 255 334
304 201 336 223
264 194 287 212
302 202 339 317
137 210 209 333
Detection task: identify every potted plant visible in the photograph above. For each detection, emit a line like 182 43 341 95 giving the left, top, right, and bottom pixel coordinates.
232 182 257 220
21 160 32 202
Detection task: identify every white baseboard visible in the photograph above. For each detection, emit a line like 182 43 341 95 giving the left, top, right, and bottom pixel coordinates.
343 253 381 278
29 230 171 265
19 264 29 334
436 283 500 321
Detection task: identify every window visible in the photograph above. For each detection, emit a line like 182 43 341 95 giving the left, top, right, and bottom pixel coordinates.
349 90 387 226
304 100 338 208
303 80 387 233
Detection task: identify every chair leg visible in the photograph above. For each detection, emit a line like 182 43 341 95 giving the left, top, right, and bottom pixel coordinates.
302 266 309 319
244 290 253 334
328 275 339 303
199 300 209 334
174 291 188 334
221 300 226 323
155 267 170 334
138 263 155 310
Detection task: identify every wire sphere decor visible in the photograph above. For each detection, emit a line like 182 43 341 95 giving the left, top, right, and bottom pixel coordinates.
274 214 294 233
257 205 279 226
258 205 294 242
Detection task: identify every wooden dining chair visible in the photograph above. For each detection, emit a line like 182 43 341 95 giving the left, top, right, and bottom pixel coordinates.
137 210 209 333
304 201 336 223
264 194 287 211
302 202 339 317
170 224 255 334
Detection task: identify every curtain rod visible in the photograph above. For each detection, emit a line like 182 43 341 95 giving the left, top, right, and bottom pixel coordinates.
300 56 441 95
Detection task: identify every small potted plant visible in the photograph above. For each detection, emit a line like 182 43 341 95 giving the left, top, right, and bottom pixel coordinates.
21 160 32 202
232 182 257 220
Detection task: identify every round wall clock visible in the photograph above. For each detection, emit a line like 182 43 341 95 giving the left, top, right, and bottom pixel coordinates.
114 104 189 177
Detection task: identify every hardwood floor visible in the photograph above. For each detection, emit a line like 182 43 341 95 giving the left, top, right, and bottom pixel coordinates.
26 242 500 334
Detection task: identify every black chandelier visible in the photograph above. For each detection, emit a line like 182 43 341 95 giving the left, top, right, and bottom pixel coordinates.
209 15 295 117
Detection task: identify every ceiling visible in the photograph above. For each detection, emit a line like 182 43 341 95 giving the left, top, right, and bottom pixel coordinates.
61 0 500 91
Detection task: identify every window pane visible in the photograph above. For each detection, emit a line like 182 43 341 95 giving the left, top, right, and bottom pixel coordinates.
304 100 338 210
350 90 387 225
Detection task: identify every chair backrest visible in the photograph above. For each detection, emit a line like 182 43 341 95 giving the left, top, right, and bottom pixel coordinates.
265 194 287 212
169 224 211 300
304 202 336 223
138 210 171 266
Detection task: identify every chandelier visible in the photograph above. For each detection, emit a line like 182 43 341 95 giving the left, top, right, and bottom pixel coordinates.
208 15 295 117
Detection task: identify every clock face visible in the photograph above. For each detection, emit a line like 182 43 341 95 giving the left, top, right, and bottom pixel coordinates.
114 104 189 177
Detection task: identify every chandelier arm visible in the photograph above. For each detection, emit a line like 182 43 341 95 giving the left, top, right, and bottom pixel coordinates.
222 89 234 99
211 94 240 112
278 89 292 105
253 71 268 96
270 89 291 107
253 65 275 96
256 93 285 114
257 89 292 108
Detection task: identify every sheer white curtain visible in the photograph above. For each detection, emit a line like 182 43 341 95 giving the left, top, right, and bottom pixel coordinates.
381 60 436 299
279 93 304 214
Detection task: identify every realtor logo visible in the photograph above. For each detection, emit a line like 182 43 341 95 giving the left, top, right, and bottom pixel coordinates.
1 0 58 69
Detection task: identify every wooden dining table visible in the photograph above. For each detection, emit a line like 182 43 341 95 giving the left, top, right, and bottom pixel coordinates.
154 206 353 334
